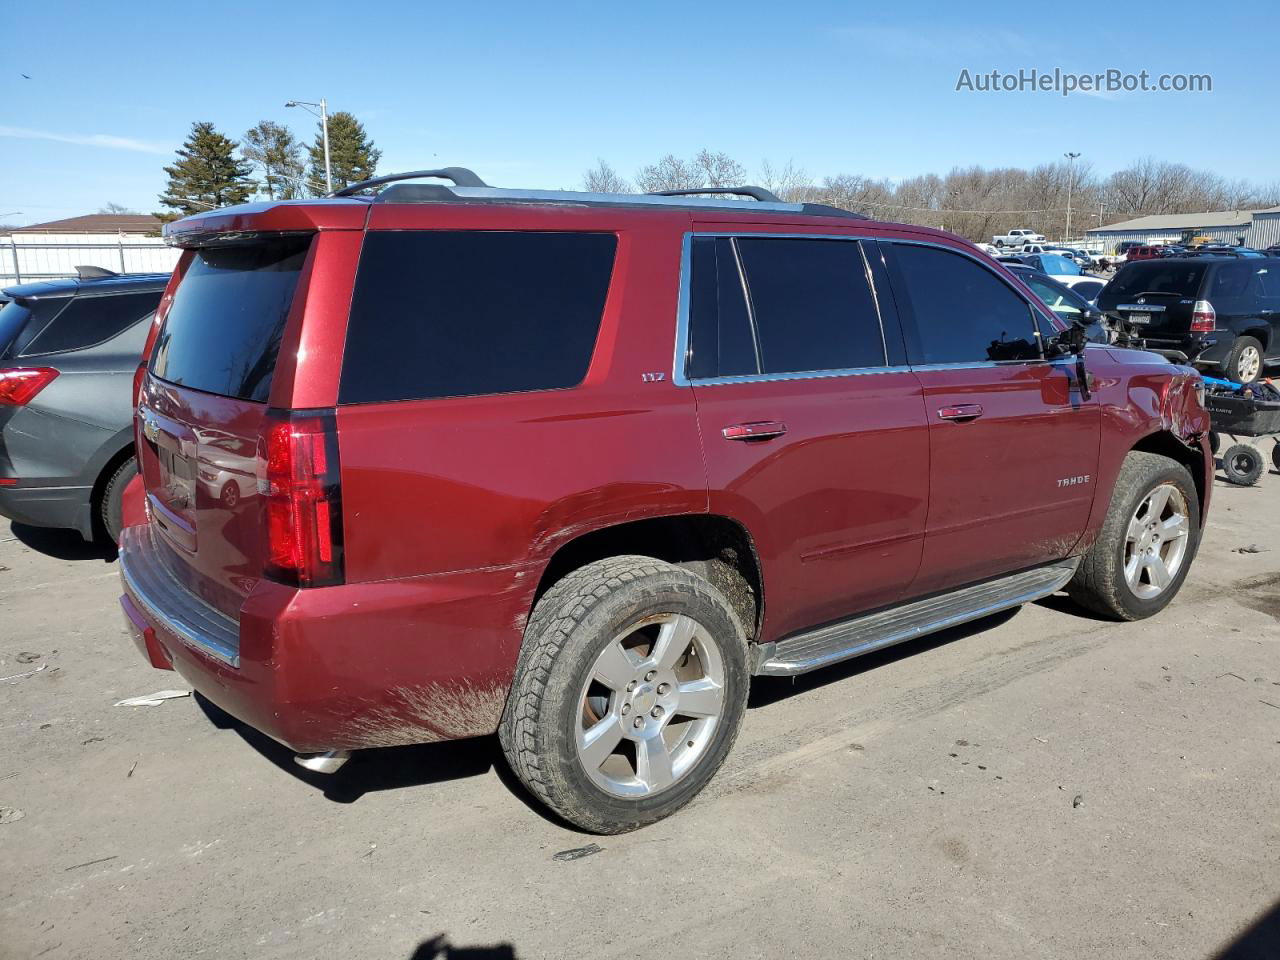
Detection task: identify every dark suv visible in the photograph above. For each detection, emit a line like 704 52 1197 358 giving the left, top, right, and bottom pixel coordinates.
1097 256 1280 382
0 270 166 541
117 170 1211 833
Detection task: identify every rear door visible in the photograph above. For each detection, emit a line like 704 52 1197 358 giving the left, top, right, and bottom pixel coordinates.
138 235 313 617
684 230 929 640
882 240 1100 597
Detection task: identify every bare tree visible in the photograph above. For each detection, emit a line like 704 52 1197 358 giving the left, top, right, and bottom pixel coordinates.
98 201 139 214
582 159 631 193
759 160 810 201
693 150 746 188
635 154 706 193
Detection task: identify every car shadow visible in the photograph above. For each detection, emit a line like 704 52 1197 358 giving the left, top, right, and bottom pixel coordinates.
193 600 1084 817
7 521 117 562
408 936 518 959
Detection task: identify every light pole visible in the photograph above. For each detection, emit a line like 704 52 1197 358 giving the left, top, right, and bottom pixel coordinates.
1064 151 1081 243
286 98 332 194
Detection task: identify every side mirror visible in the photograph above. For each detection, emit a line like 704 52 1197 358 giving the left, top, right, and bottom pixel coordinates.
1051 319 1089 357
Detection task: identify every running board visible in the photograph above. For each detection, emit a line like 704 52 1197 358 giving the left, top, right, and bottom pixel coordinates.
753 558 1080 677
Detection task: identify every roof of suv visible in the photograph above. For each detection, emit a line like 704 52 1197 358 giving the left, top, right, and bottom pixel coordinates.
164 167 978 249
3 271 171 300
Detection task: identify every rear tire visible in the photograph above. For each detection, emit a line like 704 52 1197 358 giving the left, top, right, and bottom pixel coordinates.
1221 443 1264 486
499 556 749 834
1271 442 1280 474
1068 452 1200 621
100 456 137 545
1224 335 1264 384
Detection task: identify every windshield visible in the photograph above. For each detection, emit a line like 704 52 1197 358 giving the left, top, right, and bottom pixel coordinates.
1105 262 1207 300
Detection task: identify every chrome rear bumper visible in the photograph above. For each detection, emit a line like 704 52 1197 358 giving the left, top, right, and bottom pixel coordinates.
118 525 241 668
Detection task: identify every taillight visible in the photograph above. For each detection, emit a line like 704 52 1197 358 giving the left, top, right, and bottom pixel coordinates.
259 410 344 588
1191 300 1216 332
0 367 59 406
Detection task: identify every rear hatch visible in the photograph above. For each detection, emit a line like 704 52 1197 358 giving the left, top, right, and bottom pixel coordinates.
138 236 312 617
0 293 72 476
1098 260 1208 336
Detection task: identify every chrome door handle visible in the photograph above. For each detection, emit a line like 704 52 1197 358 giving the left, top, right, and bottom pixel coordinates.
723 421 788 441
937 404 984 422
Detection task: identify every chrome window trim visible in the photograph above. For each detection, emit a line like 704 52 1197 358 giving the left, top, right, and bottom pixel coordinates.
672 230 896 387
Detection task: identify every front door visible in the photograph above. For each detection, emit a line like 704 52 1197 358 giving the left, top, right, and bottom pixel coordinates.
681 230 930 641
882 240 1100 597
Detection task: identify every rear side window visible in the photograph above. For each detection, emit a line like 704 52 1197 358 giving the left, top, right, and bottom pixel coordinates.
0 298 66 360
685 236 886 379
687 238 758 379
888 243 1040 364
150 236 311 402
339 231 616 404
20 291 159 356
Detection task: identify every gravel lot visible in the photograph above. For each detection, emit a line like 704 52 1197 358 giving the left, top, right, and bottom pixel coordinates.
1 475 1278 960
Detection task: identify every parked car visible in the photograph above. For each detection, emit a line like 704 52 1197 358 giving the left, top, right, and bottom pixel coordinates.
993 228 1046 247
118 170 1212 833
1187 246 1265 259
1018 252 1083 281
0 269 166 541
1098 256 1280 382
1004 264 1110 343
1158 245 1189 258
1059 275 1107 304
1125 245 1167 261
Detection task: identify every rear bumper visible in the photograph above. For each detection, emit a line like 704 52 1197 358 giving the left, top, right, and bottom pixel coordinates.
117 523 536 752
0 481 93 538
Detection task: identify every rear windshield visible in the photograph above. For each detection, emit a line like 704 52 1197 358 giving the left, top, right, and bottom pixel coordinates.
150 236 311 402
339 230 616 404
1102 262 1207 301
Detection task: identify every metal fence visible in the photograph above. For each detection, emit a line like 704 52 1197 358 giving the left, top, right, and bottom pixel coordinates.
2 238 180 286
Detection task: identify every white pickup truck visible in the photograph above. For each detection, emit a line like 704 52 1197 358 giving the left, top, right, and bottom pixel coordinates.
993 228 1046 247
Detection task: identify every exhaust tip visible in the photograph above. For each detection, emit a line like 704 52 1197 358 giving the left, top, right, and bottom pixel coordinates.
294 750 351 774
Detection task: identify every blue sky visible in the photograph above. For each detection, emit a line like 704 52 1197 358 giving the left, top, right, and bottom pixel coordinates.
2 0 1275 225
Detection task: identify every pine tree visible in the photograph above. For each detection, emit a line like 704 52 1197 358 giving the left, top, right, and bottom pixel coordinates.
242 120 305 200
155 122 253 223
307 111 380 195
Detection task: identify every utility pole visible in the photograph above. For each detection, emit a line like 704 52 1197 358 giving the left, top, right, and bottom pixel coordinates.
1064 151 1081 243
285 97 332 194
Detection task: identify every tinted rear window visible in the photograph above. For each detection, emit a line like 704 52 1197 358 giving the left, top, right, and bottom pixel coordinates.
0 298 66 359
1103 262 1207 301
339 231 616 404
20 291 159 356
150 237 310 402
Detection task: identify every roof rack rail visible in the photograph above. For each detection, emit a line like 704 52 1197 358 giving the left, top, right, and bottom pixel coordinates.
329 167 489 197
75 265 118 280
797 203 870 221
649 186 781 203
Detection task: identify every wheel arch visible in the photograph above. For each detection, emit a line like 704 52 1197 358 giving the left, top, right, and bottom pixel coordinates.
1130 430 1207 526
532 513 765 642
1240 327 1270 351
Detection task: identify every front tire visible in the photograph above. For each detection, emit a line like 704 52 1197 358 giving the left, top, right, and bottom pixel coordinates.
499 556 749 834
1069 452 1200 621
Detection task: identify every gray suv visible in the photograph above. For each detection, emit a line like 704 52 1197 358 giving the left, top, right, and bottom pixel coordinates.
0 269 166 542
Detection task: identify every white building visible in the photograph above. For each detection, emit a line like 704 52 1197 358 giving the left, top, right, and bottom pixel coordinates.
1 214 179 286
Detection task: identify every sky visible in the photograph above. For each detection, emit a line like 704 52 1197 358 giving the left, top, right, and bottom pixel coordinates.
1 0 1276 225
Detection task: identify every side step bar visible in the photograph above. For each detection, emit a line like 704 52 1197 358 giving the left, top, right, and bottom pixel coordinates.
753 558 1080 677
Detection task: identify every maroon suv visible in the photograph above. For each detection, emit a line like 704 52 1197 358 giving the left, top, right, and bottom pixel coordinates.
118 169 1212 833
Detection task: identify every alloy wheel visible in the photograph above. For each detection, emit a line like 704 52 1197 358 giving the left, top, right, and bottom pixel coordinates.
1237 345 1262 382
576 613 726 798
1123 483 1191 600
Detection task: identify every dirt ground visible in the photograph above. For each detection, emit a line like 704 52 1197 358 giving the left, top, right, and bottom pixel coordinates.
1 473 1278 960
